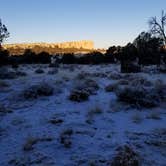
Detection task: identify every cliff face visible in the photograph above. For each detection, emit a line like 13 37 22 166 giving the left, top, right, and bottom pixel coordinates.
3 40 94 55
56 40 94 49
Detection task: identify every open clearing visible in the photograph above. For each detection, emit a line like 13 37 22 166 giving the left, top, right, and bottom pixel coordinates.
0 64 166 166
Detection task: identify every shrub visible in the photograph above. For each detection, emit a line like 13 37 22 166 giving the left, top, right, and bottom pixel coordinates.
61 53 76 64
129 77 152 87
23 136 52 151
154 80 166 101
108 72 122 80
0 80 10 88
105 83 119 92
21 50 50 64
116 86 159 108
121 62 141 73
23 83 54 99
35 68 44 74
74 79 99 95
0 50 9 66
86 107 103 124
0 68 16 79
116 80 166 108
69 89 89 102
49 116 63 125
60 129 73 148
145 128 166 147
118 79 129 85
23 137 38 151
15 71 27 77
110 145 140 166
0 104 12 116
37 51 51 64
75 72 90 80
0 68 26 79
84 79 99 94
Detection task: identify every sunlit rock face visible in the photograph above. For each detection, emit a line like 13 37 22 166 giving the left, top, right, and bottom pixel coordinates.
3 40 94 55
56 41 94 49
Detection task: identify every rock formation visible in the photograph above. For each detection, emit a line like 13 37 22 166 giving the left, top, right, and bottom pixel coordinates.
3 40 94 55
56 40 94 49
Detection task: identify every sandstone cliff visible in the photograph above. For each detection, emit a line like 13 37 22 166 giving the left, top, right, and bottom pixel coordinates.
3 40 94 55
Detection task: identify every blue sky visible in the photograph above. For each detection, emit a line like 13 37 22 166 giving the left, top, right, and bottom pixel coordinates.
1 0 166 48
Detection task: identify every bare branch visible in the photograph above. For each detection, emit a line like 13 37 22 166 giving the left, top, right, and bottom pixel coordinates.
148 11 166 44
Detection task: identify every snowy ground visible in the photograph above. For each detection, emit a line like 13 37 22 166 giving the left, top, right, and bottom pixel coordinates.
0 64 166 166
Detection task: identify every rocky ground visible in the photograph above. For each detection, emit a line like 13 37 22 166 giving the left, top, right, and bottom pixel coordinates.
0 64 166 166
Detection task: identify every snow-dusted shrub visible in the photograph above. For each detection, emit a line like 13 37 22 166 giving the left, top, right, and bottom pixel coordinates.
129 76 152 87
49 116 63 125
76 155 107 166
145 128 166 147
0 127 6 138
11 117 25 126
69 89 89 102
23 137 38 151
0 67 26 79
0 80 10 88
74 79 99 96
118 79 129 85
121 63 141 73
0 69 16 79
35 68 44 74
23 83 54 99
154 80 166 101
105 83 119 92
108 72 122 80
23 136 52 151
116 86 159 108
60 129 73 148
15 71 27 77
92 72 107 78
75 72 89 80
116 78 166 108
76 72 107 79
105 79 129 93
86 106 103 124
9 153 54 165
0 104 12 116
110 145 140 166
84 79 99 94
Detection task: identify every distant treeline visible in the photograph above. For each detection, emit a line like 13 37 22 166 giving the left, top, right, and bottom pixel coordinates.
0 49 113 65
0 32 166 73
